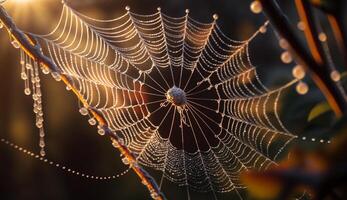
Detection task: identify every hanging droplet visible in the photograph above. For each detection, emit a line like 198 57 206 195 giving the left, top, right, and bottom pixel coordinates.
11 40 20 49
297 21 305 31
21 72 28 80
25 63 32 69
330 70 341 82
40 149 46 157
51 72 61 81
98 129 105 136
24 88 31 96
122 157 130 165
125 6 130 11
79 107 89 116
259 25 267 34
281 51 293 64
39 140 45 148
36 121 43 128
33 94 39 101
296 81 309 95
292 65 305 79
88 118 97 126
0 22 3 29
213 14 218 20
318 32 327 42
150 192 159 199
250 1 262 14
66 85 71 91
42 67 50 75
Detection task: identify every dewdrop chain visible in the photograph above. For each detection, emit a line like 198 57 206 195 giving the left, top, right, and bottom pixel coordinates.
1 138 130 180
0 6 165 200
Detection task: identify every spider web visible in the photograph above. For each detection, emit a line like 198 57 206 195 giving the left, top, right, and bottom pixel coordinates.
19 3 298 198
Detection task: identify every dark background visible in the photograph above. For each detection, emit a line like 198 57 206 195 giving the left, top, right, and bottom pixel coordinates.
0 0 343 199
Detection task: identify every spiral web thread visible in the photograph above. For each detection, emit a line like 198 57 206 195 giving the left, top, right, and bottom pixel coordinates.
18 3 298 198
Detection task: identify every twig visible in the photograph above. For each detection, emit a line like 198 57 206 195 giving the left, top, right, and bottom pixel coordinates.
295 0 328 66
327 13 347 69
257 0 347 117
0 5 166 200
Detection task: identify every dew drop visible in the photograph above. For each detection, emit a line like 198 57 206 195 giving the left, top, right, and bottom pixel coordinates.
36 122 43 128
150 192 159 199
318 32 327 42
297 21 305 31
296 81 309 95
330 70 341 82
11 40 20 49
281 51 293 64
40 150 46 157
250 1 262 14
51 72 61 81
259 25 267 34
122 157 129 165
0 22 3 29
42 67 50 75
21 72 28 80
88 118 97 126
25 63 32 69
79 107 89 116
24 88 31 96
98 129 105 136
39 140 45 148
292 65 305 79
213 14 218 20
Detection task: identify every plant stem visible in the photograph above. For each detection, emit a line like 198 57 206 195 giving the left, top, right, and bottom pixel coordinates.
258 0 347 117
0 5 166 200
327 13 347 69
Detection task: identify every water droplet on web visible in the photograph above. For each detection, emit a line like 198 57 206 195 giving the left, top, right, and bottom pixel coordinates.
97 128 105 136
122 157 129 165
42 67 50 75
259 25 267 34
150 192 159 199
88 118 97 126
24 88 31 96
40 150 46 157
79 107 89 116
21 72 28 80
0 22 3 29
51 72 61 81
11 40 20 49
25 63 32 69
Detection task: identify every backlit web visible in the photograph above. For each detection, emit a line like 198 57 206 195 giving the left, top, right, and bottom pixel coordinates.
18 3 298 198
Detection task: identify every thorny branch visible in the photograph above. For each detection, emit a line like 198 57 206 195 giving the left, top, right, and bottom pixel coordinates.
0 5 166 200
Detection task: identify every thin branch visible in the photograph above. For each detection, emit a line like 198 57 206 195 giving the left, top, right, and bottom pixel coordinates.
295 0 327 66
327 13 347 69
0 6 166 200
257 0 347 117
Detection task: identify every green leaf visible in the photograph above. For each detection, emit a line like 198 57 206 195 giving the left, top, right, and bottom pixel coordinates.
308 102 331 122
